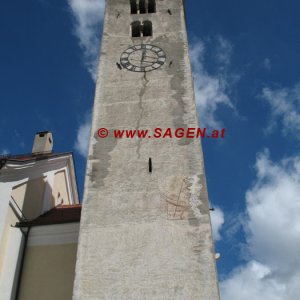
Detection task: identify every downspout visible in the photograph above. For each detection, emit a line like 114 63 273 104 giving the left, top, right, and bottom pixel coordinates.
14 226 31 300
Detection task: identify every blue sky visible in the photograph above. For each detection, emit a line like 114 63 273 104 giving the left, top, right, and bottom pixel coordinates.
1 0 300 298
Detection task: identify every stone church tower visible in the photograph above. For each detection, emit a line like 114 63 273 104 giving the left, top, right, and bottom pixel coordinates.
73 0 220 299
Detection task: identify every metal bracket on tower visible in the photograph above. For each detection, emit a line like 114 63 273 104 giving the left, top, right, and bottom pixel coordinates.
149 158 152 173
116 62 122 70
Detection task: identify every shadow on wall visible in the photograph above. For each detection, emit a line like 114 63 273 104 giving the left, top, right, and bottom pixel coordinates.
12 177 51 221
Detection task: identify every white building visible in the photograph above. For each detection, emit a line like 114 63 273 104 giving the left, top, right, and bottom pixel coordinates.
0 132 80 300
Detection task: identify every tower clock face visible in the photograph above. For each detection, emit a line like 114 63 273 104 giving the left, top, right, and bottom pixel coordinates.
120 44 166 72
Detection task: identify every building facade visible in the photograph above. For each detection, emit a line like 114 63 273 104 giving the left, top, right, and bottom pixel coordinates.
16 204 81 300
0 132 80 299
74 1 220 299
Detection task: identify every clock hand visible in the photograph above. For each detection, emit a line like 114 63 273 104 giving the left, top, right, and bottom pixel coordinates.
130 58 154 62
130 58 154 63
143 55 157 59
141 60 155 64
141 49 146 63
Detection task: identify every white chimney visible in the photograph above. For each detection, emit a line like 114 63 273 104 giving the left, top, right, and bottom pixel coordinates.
32 131 53 154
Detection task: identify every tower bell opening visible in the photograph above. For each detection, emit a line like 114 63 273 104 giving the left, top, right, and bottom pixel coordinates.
131 21 141 37
148 0 156 13
142 20 152 36
130 0 137 14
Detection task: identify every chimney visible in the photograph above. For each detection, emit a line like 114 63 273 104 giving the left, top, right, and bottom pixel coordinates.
32 131 53 154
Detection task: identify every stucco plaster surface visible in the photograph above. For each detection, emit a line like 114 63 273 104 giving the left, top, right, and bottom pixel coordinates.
74 1 220 299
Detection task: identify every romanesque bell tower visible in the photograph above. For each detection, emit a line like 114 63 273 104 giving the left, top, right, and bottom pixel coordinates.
73 1 220 299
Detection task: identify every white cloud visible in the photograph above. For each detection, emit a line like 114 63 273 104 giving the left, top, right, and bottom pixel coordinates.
220 261 286 300
215 36 233 67
263 58 271 70
190 38 234 128
210 206 224 241
67 0 105 80
74 113 91 157
220 150 300 300
262 83 300 137
0 149 9 155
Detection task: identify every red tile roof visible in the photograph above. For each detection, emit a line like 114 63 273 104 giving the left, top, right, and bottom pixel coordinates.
17 204 81 227
0 152 73 169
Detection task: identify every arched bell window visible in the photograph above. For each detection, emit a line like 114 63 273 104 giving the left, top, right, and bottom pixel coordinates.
139 0 146 14
142 20 152 37
130 0 138 14
131 0 156 14
131 21 141 37
148 0 156 13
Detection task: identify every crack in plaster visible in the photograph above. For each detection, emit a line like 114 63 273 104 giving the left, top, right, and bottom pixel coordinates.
136 72 149 158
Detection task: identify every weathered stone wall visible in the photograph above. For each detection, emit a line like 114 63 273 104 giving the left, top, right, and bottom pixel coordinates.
73 0 220 299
